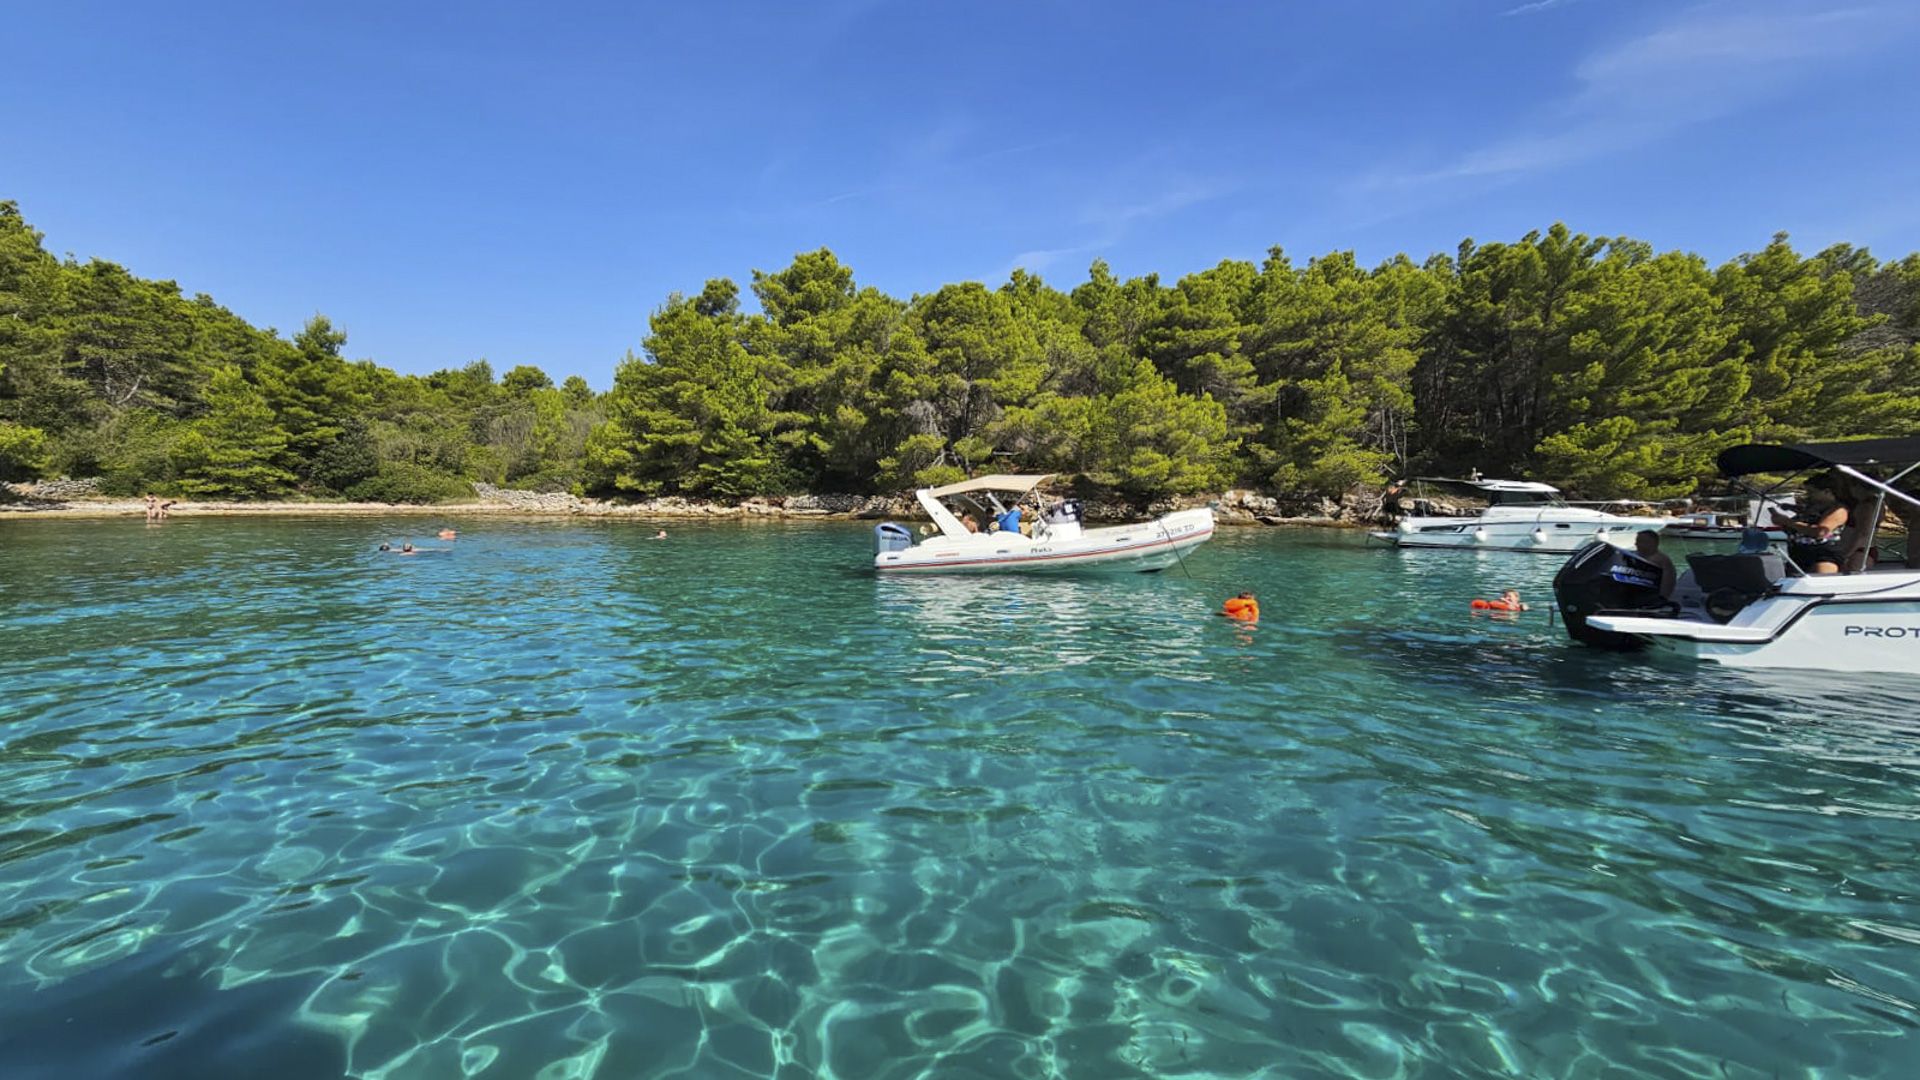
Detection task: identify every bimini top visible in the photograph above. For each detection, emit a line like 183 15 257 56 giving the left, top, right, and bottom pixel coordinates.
925 473 1054 498
1410 476 1561 494
1717 437 1920 477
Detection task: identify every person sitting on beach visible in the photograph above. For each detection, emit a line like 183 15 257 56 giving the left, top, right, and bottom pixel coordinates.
1634 529 1676 599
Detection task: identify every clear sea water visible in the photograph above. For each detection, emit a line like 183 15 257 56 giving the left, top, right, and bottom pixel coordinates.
2 517 1918 1079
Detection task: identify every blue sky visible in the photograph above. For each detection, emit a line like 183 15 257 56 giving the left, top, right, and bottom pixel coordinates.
6 0 1918 387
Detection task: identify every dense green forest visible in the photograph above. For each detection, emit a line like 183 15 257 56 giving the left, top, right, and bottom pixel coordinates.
3 199 1917 503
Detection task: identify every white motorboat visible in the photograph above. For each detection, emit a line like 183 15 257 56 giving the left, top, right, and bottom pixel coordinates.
1371 476 1670 553
1658 495 1792 542
872 474 1214 573
1554 437 1920 673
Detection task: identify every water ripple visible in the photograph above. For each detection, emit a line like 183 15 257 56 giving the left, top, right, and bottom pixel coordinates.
2 518 1919 1078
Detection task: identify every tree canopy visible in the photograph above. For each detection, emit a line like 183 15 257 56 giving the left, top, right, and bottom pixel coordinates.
3 200 1915 502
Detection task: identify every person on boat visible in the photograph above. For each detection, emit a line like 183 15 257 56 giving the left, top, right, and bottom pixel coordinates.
1771 474 1849 574
1382 481 1406 518
1901 490 1920 569
1832 473 1885 573
996 506 1022 534
1222 592 1259 622
961 513 980 533
1634 530 1677 599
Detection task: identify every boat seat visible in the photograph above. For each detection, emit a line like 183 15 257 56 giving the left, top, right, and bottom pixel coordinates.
1686 552 1786 594
1687 552 1785 623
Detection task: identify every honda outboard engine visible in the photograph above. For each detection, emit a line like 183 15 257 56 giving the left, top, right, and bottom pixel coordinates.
873 522 912 555
1552 540 1666 650
1041 498 1084 540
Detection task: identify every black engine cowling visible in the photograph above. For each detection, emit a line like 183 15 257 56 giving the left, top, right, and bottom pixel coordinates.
1552 540 1667 650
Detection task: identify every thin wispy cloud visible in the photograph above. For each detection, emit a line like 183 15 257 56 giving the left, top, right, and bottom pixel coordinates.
994 176 1233 280
1372 1 1918 191
1085 182 1227 231
994 245 1095 278
1504 0 1583 16
796 123 1071 212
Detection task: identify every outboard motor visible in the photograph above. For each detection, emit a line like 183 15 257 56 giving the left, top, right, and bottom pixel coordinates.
1552 540 1666 650
873 522 913 555
1041 498 1084 540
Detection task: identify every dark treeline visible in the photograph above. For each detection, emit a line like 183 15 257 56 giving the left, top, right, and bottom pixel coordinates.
3 200 1917 503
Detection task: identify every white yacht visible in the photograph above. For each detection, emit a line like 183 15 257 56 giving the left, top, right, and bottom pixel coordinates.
872 474 1213 574
1372 476 1669 553
1554 438 1920 673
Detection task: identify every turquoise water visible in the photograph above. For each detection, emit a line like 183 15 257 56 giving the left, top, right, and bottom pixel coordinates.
2 518 1918 1079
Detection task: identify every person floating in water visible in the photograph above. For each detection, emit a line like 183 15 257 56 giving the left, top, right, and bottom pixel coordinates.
1471 590 1528 612
1221 592 1259 622
437 528 457 540
653 530 668 540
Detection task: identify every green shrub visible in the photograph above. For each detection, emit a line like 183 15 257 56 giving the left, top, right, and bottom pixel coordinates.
345 463 470 504
0 421 49 482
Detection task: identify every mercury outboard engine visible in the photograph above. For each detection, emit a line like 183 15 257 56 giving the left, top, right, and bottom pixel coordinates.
1041 498 1084 540
1552 540 1666 650
873 522 912 555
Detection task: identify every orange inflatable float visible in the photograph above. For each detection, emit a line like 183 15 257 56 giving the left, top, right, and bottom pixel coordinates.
1470 597 1522 612
1222 595 1260 622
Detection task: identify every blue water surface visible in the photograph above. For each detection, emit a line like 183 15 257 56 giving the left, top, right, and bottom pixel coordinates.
1 517 1917 1079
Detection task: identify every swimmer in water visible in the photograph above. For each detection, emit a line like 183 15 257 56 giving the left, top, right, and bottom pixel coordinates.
653 530 668 540
437 528 457 540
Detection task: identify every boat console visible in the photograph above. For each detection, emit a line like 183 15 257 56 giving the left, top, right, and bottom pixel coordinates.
1039 498 1084 541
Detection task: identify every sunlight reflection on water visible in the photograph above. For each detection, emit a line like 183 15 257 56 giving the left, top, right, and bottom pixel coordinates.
1 517 1917 1078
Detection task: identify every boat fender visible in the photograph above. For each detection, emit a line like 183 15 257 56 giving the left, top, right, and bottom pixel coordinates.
1222 596 1260 622
1530 527 1547 544
1472 528 1489 543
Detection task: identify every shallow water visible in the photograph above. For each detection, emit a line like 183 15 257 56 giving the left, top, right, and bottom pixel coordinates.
1 517 1917 1079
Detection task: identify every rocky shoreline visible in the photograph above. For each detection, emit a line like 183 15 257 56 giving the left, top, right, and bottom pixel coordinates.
2 479 1381 527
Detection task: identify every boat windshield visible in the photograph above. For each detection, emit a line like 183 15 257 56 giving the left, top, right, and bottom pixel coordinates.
1485 488 1564 508
1402 478 1566 512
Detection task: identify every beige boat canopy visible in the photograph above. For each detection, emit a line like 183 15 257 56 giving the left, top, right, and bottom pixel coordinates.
924 473 1054 498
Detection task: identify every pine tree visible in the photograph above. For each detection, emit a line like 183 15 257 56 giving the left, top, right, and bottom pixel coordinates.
171 367 295 497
